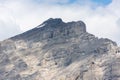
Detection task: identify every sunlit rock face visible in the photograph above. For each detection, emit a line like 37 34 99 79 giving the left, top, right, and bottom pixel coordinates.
0 18 120 80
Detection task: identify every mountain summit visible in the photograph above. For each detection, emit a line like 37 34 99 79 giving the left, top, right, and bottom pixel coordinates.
12 18 86 41
0 18 120 80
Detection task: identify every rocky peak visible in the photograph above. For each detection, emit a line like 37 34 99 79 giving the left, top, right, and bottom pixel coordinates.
43 18 63 24
37 18 86 31
13 18 86 41
38 18 86 37
37 18 64 28
1 18 119 80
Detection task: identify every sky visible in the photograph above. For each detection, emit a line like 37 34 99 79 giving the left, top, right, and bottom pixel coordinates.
0 0 120 45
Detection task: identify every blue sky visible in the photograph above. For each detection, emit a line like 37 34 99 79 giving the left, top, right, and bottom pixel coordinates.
69 0 112 5
32 0 112 6
0 0 120 45
91 0 112 5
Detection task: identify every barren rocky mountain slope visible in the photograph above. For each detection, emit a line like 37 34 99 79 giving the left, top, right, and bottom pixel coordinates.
0 18 120 80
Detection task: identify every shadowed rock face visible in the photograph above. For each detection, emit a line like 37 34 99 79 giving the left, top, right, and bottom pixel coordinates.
0 18 120 80
12 18 86 41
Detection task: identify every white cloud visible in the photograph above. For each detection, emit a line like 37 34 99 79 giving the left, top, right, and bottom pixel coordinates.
0 6 21 40
0 0 120 45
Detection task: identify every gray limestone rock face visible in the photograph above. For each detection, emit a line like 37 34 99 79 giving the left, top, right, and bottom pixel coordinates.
0 18 119 80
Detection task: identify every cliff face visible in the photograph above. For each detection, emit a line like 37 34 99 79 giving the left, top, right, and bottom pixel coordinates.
0 18 120 80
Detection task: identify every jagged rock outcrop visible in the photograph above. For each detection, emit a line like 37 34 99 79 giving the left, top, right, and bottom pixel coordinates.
0 18 120 80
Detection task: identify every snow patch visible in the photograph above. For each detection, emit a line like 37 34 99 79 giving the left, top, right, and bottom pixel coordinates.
37 23 46 28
